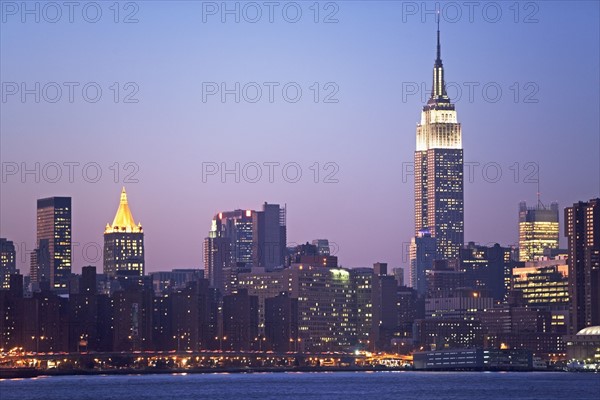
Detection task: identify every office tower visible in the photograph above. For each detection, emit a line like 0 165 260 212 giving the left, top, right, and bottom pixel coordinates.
0 238 16 290
23 290 69 352
371 263 400 351
111 287 154 351
204 209 253 294
204 234 230 294
350 268 374 349
152 279 218 351
284 264 355 351
36 197 71 293
265 293 298 352
253 203 287 270
518 201 559 261
416 288 491 350
409 229 436 296
68 266 98 351
222 289 259 351
214 209 254 266
103 188 145 277
565 198 600 333
0 274 24 351
237 269 284 336
426 259 465 298
512 256 570 333
414 21 464 260
459 242 513 301
397 285 421 340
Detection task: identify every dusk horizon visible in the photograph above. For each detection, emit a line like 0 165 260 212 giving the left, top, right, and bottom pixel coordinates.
1 1 599 394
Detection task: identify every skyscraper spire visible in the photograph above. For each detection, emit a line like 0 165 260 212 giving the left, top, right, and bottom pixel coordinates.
436 11 441 63
430 11 448 103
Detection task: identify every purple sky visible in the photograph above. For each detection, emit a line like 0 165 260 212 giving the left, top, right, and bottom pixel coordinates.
1 1 599 275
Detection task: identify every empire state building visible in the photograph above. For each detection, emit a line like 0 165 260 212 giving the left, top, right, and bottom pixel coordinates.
414 20 464 260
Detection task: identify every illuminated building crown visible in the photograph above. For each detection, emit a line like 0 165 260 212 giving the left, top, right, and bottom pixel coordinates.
104 187 143 233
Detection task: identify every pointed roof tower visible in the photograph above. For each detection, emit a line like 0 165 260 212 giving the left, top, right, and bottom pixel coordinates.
428 11 450 105
105 187 143 233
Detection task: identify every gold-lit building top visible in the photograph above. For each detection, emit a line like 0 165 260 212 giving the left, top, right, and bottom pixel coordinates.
104 187 142 234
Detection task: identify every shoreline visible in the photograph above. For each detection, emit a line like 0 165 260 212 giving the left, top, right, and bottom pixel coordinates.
1 366 582 380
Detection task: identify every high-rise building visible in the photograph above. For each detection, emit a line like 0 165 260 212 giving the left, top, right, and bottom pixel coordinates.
565 198 600 333
459 242 514 301
265 292 298 352
215 209 254 266
0 274 24 351
518 201 559 261
0 238 17 290
222 289 259 351
204 203 287 293
204 234 230 294
350 268 373 349
512 256 570 333
111 287 153 351
284 264 355 351
35 197 71 293
204 209 253 294
414 21 464 260
371 263 400 351
237 269 284 336
253 203 287 270
409 229 436 296
103 188 144 277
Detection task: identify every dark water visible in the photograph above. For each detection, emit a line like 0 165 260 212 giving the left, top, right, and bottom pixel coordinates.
1 371 599 400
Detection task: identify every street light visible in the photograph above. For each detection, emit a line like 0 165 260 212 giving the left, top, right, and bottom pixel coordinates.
215 336 227 351
31 335 46 353
289 337 301 352
254 335 267 352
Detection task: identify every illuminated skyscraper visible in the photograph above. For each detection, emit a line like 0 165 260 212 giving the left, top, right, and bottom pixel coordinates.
36 197 71 293
0 238 16 290
518 201 559 262
204 209 254 294
565 198 600 333
414 20 464 260
103 188 144 277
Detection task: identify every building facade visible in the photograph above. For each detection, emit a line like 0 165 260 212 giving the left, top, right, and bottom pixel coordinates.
409 229 436 296
518 201 559 262
35 197 72 293
565 198 600 333
253 203 287 270
284 264 355 351
0 238 17 290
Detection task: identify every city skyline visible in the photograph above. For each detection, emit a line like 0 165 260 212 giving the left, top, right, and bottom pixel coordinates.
1 2 599 274
1 2 600 386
